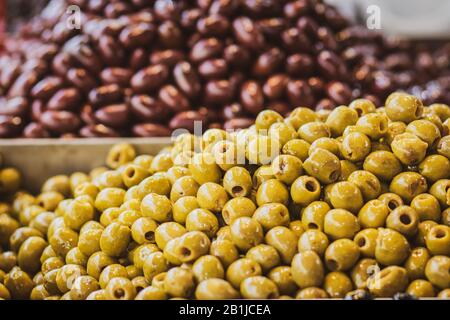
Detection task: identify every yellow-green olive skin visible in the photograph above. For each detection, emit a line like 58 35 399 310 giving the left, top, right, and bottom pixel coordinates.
291 251 324 289
375 228 410 266
385 92 423 124
404 247 431 280
425 255 450 289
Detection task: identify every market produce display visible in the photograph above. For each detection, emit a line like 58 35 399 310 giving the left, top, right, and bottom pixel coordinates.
0 0 449 138
0 92 450 300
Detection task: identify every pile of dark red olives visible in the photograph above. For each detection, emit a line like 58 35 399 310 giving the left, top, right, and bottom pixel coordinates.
1 0 450 138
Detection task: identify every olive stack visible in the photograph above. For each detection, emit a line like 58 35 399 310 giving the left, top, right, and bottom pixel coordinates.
0 92 450 300
0 0 450 138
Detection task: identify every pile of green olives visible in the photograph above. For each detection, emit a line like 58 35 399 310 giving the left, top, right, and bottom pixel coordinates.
1 92 450 300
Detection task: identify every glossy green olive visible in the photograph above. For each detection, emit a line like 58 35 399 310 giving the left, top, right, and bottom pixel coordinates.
385 92 423 123
355 113 388 140
42 175 71 197
298 122 330 144
297 229 329 257
209 239 239 269
185 208 219 238
437 135 450 158
104 277 136 300
197 182 229 213
230 217 263 252
358 200 390 228
290 176 321 206
425 225 450 255
256 179 289 206
324 209 360 240
340 132 371 162
221 197 256 225
99 222 131 257
419 155 450 183
271 155 303 185
240 276 280 299
324 239 360 271
425 255 450 289
285 107 319 130
226 258 262 289
348 170 381 202
267 266 297 296
410 193 441 222
385 205 419 237
404 247 430 280
253 203 290 231
141 193 172 222
354 228 378 258
265 226 298 264
94 188 126 212
282 139 311 162
363 151 402 181
350 258 379 289
301 201 330 231
291 251 324 289
154 222 186 250
349 99 376 116
269 122 299 147
223 167 253 197
18 236 47 274
195 278 240 300
406 119 441 149
391 133 428 166
325 106 358 137
389 172 428 203
328 182 364 213
367 266 409 297
161 196 189 223
323 271 353 298
169 176 199 203
309 137 340 157
375 228 410 266
303 148 341 184
4 267 34 299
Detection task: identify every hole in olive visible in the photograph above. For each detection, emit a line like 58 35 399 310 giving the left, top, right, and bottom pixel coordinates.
126 168 136 178
179 247 192 257
326 259 339 271
399 214 411 225
144 231 155 242
305 180 317 192
415 106 422 118
329 170 339 182
387 200 398 210
356 236 366 248
114 288 125 299
433 228 446 239
379 121 386 132
308 223 318 229
136 286 144 293
231 185 244 196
